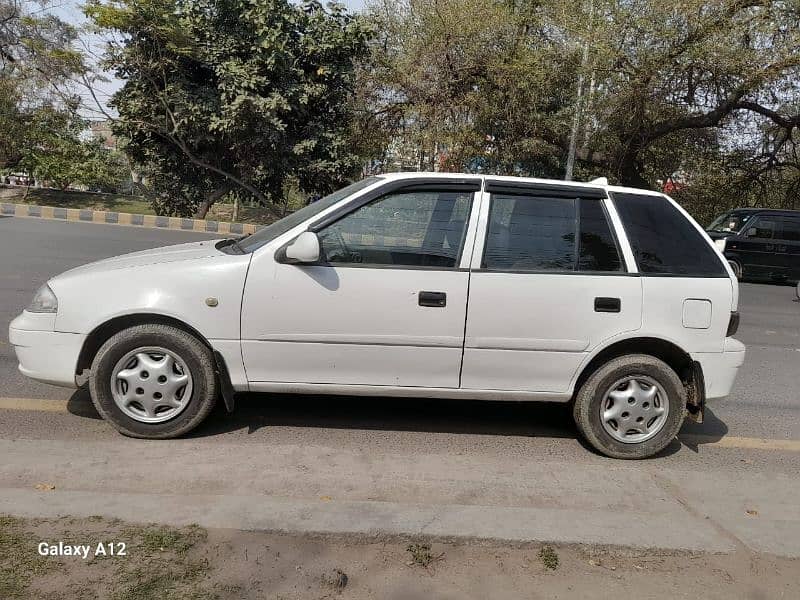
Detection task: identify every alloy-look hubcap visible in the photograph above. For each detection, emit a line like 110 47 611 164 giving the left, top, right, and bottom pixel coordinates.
600 375 669 444
110 347 193 424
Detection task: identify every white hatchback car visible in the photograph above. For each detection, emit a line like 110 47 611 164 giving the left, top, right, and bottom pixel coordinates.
10 173 745 458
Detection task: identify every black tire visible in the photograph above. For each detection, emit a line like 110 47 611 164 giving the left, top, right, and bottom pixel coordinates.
88 324 217 439
573 354 686 459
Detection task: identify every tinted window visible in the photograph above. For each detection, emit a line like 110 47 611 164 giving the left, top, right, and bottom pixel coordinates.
782 217 800 242
318 190 472 268
578 199 623 272
747 217 778 239
613 193 726 276
483 195 576 270
482 195 622 272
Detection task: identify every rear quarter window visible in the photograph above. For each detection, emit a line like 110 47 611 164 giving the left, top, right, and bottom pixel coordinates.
612 192 727 276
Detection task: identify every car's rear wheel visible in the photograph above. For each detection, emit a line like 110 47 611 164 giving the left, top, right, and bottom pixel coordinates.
573 354 686 459
89 324 217 438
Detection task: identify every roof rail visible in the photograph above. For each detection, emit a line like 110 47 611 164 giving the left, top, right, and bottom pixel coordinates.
588 177 608 185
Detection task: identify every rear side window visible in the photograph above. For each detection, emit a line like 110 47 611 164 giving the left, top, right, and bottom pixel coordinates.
612 193 726 276
782 217 800 242
482 195 622 272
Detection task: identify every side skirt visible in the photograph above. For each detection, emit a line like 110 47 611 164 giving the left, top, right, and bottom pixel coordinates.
245 382 572 403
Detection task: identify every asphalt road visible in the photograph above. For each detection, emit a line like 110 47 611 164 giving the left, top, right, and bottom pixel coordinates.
1 215 799 555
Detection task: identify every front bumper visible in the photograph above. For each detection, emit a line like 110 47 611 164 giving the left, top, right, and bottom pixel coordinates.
691 337 746 400
8 312 85 388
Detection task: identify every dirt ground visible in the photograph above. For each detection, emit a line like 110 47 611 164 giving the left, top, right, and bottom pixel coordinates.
1 515 798 599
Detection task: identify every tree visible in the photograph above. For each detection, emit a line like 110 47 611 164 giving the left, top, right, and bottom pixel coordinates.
360 0 800 217
19 108 130 191
0 0 87 170
360 0 568 175
569 0 800 188
87 0 373 217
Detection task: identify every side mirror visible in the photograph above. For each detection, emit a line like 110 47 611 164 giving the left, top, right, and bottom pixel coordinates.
283 231 320 264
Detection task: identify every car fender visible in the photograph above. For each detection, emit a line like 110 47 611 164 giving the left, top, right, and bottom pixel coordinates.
50 254 252 341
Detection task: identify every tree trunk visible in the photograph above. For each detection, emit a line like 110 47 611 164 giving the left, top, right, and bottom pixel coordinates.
616 145 650 189
194 184 231 219
232 195 240 222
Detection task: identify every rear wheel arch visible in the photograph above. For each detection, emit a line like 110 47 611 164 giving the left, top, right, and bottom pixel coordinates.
726 256 743 279
572 337 697 401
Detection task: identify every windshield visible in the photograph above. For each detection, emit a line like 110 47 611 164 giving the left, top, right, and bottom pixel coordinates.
707 211 753 233
236 177 383 253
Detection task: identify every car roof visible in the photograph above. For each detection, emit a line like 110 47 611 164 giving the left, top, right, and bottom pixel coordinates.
730 208 800 215
377 171 665 197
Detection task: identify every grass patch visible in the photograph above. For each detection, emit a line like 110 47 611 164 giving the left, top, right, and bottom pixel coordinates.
0 515 58 599
2 186 154 215
539 544 559 570
109 524 210 600
406 542 445 571
133 524 206 556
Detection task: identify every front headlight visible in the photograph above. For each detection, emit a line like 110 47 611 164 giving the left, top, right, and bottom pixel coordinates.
28 284 58 313
714 238 727 252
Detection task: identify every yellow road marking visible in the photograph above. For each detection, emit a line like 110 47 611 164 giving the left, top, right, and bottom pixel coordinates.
0 397 68 412
680 434 800 452
0 397 798 452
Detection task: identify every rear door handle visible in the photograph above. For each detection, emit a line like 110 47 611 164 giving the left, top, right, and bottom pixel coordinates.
419 291 447 307
595 297 621 313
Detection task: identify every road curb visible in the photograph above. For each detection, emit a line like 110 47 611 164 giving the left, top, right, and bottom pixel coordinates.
0 202 260 235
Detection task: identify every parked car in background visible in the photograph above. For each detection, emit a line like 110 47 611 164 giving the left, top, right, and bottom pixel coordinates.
10 173 745 459
707 208 800 282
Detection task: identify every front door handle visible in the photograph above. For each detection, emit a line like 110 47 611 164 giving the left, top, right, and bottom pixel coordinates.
595 297 621 313
419 291 447 307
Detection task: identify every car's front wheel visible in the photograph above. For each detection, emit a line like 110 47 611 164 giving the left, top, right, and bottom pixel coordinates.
88 324 217 438
573 354 686 459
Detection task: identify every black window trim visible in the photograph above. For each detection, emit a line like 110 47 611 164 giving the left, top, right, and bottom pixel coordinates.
477 189 627 275
309 177 482 233
485 179 606 199
275 177 482 271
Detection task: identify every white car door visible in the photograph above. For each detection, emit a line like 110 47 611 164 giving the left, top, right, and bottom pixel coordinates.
240 178 481 388
461 181 643 394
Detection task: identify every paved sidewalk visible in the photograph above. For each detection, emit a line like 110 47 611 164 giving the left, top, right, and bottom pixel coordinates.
1 437 797 556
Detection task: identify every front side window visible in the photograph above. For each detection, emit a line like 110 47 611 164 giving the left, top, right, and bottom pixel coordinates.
482 195 623 272
707 211 753 234
317 190 473 268
612 192 727 276
237 177 382 253
746 217 778 239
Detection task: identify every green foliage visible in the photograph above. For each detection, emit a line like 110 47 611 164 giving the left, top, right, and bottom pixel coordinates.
0 0 86 88
87 0 373 217
0 0 88 171
17 109 130 191
539 544 559 570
